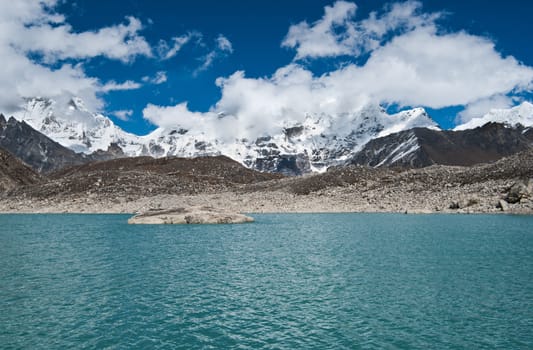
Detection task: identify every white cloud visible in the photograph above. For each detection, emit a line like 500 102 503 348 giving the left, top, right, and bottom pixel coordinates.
143 102 242 142
144 102 215 129
216 35 233 53
158 32 201 60
156 32 233 74
457 95 514 124
142 71 168 84
282 0 439 60
112 109 134 121
282 1 358 59
341 26 533 108
100 80 142 93
195 35 234 74
0 0 152 113
12 16 152 63
146 1 533 139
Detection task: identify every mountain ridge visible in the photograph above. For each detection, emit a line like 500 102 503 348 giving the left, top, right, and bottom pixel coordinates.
4 97 533 175
350 122 533 168
0 113 125 173
12 97 439 174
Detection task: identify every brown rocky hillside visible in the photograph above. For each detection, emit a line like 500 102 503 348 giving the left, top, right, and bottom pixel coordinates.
0 147 41 192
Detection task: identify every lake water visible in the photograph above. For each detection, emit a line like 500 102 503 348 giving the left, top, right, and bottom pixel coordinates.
0 213 532 349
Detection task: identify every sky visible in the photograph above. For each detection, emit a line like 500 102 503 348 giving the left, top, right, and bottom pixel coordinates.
1 0 533 135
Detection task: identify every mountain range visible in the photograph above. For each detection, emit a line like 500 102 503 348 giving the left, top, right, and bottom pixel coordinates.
2 97 533 175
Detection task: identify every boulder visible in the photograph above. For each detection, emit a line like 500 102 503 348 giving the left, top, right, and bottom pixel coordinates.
497 199 509 212
128 206 254 224
449 201 461 210
506 180 531 204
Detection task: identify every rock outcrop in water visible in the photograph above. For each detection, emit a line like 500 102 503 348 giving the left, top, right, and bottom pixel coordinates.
128 206 254 224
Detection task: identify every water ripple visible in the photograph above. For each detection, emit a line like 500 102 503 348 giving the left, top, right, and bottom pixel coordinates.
0 213 532 349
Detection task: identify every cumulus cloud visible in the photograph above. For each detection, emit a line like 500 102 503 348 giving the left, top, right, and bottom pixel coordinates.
12 16 151 63
146 0 533 138
282 1 358 59
282 0 438 60
112 109 134 121
342 26 533 108
143 102 241 142
0 0 151 113
144 102 215 129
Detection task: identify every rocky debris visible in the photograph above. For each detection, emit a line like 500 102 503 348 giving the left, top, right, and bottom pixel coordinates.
0 147 41 192
1 150 533 215
128 206 254 224
506 180 532 204
253 153 311 176
448 198 480 210
449 201 461 210
5 155 282 200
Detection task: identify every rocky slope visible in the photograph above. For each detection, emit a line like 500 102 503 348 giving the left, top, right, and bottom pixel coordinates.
0 147 40 192
350 122 533 167
1 150 532 214
0 113 125 173
0 113 87 173
7 155 282 200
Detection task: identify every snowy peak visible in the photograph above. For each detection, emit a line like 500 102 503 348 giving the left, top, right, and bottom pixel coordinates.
13 97 141 154
217 105 439 173
455 102 533 131
380 107 439 137
8 97 441 174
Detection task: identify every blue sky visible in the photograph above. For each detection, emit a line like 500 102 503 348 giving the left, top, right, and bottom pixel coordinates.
2 0 533 135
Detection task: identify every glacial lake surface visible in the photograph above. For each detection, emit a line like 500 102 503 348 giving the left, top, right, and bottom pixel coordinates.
1 213 532 349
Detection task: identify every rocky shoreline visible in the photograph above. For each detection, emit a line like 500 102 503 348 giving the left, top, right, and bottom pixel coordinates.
1 151 532 215
1 179 531 215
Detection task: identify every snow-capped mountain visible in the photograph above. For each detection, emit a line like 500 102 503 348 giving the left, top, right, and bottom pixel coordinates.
348 101 533 168
455 102 533 130
351 122 533 168
138 104 438 174
12 97 438 174
13 97 142 155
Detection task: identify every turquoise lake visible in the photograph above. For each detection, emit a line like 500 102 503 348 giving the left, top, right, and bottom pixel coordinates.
0 213 532 349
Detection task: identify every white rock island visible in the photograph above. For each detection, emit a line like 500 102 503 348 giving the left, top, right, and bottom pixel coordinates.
128 206 254 224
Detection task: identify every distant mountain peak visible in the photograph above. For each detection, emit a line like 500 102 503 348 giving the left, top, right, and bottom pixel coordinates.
455 101 533 131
